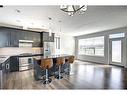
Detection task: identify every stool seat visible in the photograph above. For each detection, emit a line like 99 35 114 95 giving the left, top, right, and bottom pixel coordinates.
68 56 75 64
40 58 53 84
41 58 53 69
56 57 65 66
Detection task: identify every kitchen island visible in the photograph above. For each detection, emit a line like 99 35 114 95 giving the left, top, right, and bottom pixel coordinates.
0 54 74 81
33 54 74 81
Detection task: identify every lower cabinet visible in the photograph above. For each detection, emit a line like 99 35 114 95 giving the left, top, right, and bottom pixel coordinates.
10 56 19 72
1 58 10 89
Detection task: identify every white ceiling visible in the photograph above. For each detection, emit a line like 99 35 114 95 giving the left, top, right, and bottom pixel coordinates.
0 6 127 36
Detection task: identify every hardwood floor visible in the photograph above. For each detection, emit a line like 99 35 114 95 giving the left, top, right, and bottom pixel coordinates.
4 60 127 89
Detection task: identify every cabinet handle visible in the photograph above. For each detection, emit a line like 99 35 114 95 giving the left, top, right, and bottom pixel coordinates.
6 64 9 69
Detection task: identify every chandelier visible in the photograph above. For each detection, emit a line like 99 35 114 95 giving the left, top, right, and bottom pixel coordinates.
60 5 87 16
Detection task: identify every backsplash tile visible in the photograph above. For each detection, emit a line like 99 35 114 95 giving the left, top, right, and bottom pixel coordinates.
0 47 42 56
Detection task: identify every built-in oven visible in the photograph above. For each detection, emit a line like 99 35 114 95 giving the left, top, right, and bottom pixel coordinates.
19 54 34 71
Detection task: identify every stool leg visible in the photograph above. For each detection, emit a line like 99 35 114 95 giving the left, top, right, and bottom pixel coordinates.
45 69 48 83
56 65 63 79
43 69 52 84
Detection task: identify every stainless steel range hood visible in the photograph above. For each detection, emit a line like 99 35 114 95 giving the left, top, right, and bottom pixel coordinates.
19 40 34 43
19 40 33 47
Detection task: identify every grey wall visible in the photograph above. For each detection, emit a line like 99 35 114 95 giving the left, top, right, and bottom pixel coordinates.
75 27 127 68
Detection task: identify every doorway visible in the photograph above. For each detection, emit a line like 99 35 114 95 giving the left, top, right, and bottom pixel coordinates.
109 38 124 66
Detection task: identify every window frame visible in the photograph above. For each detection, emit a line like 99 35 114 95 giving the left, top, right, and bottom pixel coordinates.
78 36 104 57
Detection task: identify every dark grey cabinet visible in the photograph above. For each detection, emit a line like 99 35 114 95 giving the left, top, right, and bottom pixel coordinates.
19 30 27 40
42 32 54 42
32 32 41 47
0 28 10 47
0 27 54 47
10 56 19 72
42 32 49 42
27 31 34 40
49 33 55 42
20 30 41 47
0 57 10 89
10 29 21 47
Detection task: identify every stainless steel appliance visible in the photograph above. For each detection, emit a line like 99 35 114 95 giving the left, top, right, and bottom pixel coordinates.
19 53 33 71
19 40 33 47
43 42 54 56
18 40 34 71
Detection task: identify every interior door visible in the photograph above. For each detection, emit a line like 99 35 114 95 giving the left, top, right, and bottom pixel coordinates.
109 38 124 66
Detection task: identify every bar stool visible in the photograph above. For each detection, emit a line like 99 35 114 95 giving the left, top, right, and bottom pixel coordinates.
40 58 53 84
65 56 75 75
68 56 75 63
55 57 65 79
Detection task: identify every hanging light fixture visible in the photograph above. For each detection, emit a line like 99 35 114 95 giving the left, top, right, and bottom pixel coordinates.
60 5 87 16
49 27 52 36
48 17 52 36
59 20 62 35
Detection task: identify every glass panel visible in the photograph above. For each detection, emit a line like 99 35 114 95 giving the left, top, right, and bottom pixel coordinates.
78 36 104 56
109 33 125 38
112 41 121 63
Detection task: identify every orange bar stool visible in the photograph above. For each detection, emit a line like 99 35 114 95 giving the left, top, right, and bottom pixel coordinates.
66 56 75 75
41 58 53 84
55 57 65 79
68 56 75 64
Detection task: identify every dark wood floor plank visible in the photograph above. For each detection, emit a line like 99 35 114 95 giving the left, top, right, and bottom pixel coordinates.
4 60 127 89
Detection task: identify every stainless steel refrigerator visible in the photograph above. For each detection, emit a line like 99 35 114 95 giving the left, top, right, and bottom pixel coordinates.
43 42 54 56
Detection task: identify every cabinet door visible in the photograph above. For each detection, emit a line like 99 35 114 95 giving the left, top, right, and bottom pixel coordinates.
27 31 34 40
10 57 19 72
0 28 10 47
49 33 54 42
10 29 20 47
18 30 27 40
42 32 49 42
33 32 41 47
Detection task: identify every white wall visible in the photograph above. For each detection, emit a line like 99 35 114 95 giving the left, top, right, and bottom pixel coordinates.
75 27 127 67
55 33 75 55
61 34 75 55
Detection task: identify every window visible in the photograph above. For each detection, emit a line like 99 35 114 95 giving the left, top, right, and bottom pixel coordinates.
109 33 125 38
55 37 60 49
78 36 104 56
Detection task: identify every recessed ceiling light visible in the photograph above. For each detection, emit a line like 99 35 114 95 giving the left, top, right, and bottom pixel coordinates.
15 9 21 13
48 17 52 20
59 20 62 23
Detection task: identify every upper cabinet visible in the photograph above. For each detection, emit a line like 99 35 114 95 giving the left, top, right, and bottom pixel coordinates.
0 27 54 47
32 32 41 47
0 27 11 47
10 29 21 47
41 32 54 42
49 33 55 42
